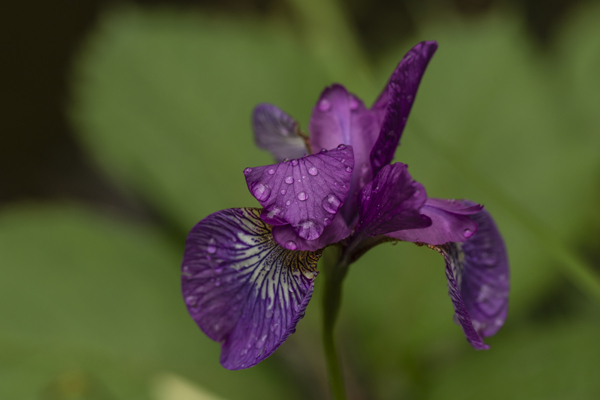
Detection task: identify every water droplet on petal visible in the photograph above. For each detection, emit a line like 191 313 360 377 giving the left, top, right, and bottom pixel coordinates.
285 241 297 250
243 168 252 175
185 296 197 305
207 238 217 254
297 192 308 201
286 200 291 206
252 183 271 201
291 159 299 166
298 220 319 239
285 176 294 184
267 207 282 219
268 168 275 175
320 148 327 153
280 189 286 195
345 166 353 173
319 99 331 111
464 229 473 238
322 194 342 214
337 144 346 150
308 166 318 176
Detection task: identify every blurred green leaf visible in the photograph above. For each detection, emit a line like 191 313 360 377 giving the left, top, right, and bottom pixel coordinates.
376 12 600 309
71 7 334 233
0 205 301 400
427 320 600 400
329 12 600 397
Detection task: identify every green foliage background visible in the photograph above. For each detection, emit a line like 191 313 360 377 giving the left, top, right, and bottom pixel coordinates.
2 1 600 399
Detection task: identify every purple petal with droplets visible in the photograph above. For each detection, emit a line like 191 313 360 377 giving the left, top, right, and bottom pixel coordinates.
308 85 379 224
244 147 354 240
272 213 351 252
430 206 509 349
182 208 321 370
356 163 431 237
260 208 288 226
253 103 308 162
387 198 483 245
370 41 438 176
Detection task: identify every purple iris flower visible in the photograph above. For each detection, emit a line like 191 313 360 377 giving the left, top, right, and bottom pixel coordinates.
182 41 509 370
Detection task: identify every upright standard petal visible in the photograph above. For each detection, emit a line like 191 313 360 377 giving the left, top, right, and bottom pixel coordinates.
272 212 351 252
430 207 509 349
356 163 431 237
370 41 438 176
388 198 483 245
253 103 308 162
182 208 321 370
308 85 380 224
244 147 354 240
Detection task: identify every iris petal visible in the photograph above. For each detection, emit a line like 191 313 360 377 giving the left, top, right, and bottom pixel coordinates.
370 41 438 176
244 147 354 240
253 103 308 162
272 212 351 252
308 84 379 224
388 198 483 245
182 208 321 370
431 206 509 349
356 163 431 237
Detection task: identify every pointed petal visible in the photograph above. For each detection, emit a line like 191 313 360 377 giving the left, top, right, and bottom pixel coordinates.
308 84 380 223
182 208 321 370
370 41 438 176
388 198 483 245
356 163 431 237
430 207 509 349
272 213 351 252
244 147 354 240
253 103 308 162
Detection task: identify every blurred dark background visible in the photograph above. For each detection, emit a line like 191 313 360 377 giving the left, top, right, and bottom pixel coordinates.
0 0 590 211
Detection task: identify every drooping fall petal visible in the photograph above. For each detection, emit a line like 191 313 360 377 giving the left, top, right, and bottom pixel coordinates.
182 208 321 369
430 206 509 349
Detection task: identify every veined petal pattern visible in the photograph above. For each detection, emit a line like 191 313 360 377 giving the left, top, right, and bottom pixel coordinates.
182 208 321 370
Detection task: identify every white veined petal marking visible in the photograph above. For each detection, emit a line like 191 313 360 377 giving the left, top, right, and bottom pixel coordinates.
182 208 321 370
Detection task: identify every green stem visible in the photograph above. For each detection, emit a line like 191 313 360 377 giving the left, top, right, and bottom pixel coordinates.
321 246 349 400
